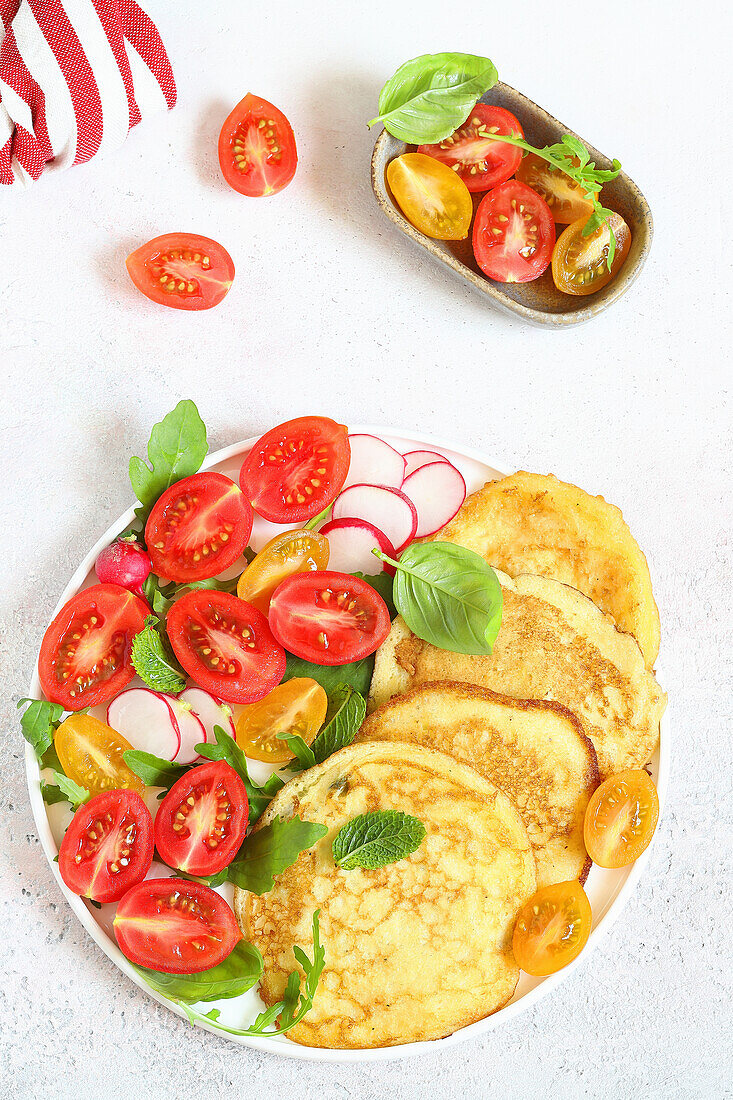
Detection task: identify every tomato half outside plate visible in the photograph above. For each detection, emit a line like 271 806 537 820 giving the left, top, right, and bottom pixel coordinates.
236 528 330 614
472 180 556 283
268 570 391 665
55 713 144 796
145 471 253 583
515 152 595 224
512 880 593 976
417 103 523 193
38 583 148 710
58 789 153 903
166 589 285 704
584 769 659 868
218 93 297 197
126 233 235 311
113 878 241 974
154 760 249 876
552 212 631 296
387 153 473 240
239 416 350 523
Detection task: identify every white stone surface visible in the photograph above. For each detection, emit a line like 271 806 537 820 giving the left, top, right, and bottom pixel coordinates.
1 1 731 1096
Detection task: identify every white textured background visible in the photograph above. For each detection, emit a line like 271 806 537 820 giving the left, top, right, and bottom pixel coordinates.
1 1 731 1096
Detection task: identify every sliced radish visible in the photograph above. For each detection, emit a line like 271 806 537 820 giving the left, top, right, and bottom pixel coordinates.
320 519 397 576
402 449 450 479
332 484 417 554
177 687 236 746
342 435 406 491
107 689 180 761
401 461 467 538
168 698 207 764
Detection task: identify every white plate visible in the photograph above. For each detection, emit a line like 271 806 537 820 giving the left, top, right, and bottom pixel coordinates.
25 426 669 1063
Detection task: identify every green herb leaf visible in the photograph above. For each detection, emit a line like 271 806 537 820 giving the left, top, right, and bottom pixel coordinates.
129 400 208 518
332 810 426 870
311 685 366 764
19 698 64 759
123 749 191 791
195 725 285 824
42 770 90 811
131 616 186 694
135 939 263 1004
352 571 396 619
375 541 502 655
283 652 373 697
276 732 317 770
223 816 328 894
147 575 240 619
369 52 498 143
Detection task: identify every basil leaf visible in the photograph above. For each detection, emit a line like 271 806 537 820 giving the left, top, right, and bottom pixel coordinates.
283 652 373 697
196 725 284 824
310 685 365 764
224 816 327 894
276 732 316 770
129 399 208 518
135 939 263 1004
352 571 396 619
369 52 498 144
333 810 425 870
19 698 64 759
130 616 186 694
42 770 90 811
378 542 502 655
123 749 191 791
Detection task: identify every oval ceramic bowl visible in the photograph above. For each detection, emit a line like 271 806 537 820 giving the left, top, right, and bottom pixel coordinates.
371 84 653 326
25 426 669 1062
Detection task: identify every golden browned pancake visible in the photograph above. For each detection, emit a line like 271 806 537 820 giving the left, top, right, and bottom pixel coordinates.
427 472 661 667
370 573 666 778
357 682 598 887
234 741 536 1048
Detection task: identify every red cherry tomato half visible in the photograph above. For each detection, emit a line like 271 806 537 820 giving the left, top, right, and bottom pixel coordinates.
268 570 391 665
126 233 235 311
166 589 286 704
239 416 350 523
58 789 153 903
218 93 297 197
39 584 148 710
113 878 241 974
472 180 556 283
418 103 523 193
145 472 253 583
154 761 249 877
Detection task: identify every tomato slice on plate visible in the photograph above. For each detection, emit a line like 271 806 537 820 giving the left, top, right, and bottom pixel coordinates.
417 103 523 192
126 233 234 311
166 589 285 703
39 583 148 710
154 760 249 876
552 212 631 296
515 152 595 224
145 472 253 583
55 713 144 795
239 416 350 523
473 180 556 283
512 880 592 976
235 677 328 764
236 528 330 614
218 93 297 197
584 769 659 868
268 570 391 665
113 878 240 973
58 790 153 903
387 153 473 240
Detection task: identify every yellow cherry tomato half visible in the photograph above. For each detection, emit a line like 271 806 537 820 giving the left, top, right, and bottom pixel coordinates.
237 529 329 615
54 713 144 796
235 677 328 764
552 211 631 296
516 152 596 224
512 880 592 976
387 152 473 240
584 769 659 868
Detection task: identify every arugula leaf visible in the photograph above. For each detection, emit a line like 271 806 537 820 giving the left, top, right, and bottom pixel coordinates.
130 616 186 694
135 939 263 1004
283 651 373 697
223 816 328 894
369 53 498 143
123 749 191 791
129 400 208 518
146 575 240 618
332 810 425 870
352 571 396 619
310 684 366 764
195 725 284 824
41 770 90 811
19 698 64 759
276 732 317 770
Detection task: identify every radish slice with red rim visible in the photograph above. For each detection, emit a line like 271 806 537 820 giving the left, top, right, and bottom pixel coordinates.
177 687 236 746
342 435 406 491
168 698 207 764
107 688 180 760
402 449 450 479
332 483 417 553
320 518 397 576
401 461 467 538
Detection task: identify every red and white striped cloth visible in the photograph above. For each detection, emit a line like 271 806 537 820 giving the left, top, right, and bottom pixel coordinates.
0 0 175 187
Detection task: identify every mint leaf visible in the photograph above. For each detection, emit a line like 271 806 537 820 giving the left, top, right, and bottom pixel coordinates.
135 939 263 1004
310 685 365 764
196 725 284 824
283 652 373 697
276 732 316 770
19 698 64 759
129 400 208 518
131 616 186 694
42 770 90 811
332 810 425 870
224 816 327 894
123 749 191 791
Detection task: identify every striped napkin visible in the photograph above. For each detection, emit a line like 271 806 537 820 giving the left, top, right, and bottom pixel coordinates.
0 0 176 187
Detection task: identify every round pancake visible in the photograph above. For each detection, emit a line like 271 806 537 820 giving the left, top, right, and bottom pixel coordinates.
427 472 661 667
357 682 599 887
234 741 536 1049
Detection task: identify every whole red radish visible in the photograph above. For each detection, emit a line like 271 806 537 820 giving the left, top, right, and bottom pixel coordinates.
95 538 152 600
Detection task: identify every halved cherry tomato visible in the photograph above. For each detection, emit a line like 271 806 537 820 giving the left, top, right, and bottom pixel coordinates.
237 529 329 614
166 589 285 704
584 769 659 868
512 880 592 976
387 152 472 240
552 212 631 296
218 94 297 197
113 878 240 973
58 789 153 902
516 153 595 224
126 233 234 311
418 104 523 193
269 570 390 665
55 713 144 796
145 472 252 583
236 677 328 764
39 584 148 710
239 416 350 524
154 760 248 876
473 180 556 283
